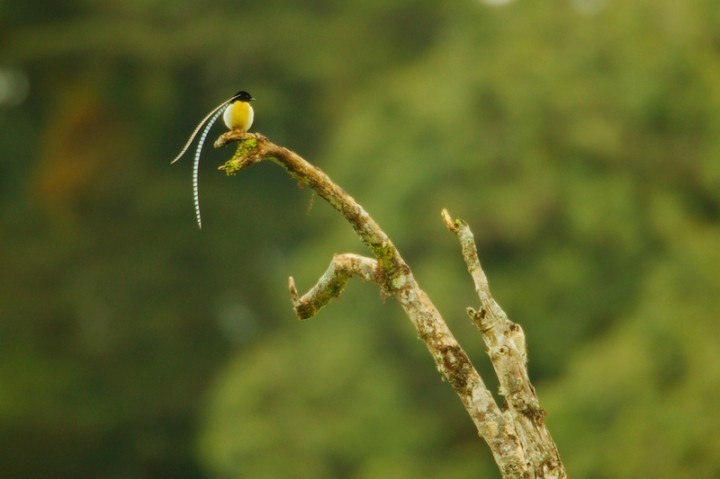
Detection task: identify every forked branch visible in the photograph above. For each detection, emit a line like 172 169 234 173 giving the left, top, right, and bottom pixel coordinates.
442 209 563 476
214 131 567 479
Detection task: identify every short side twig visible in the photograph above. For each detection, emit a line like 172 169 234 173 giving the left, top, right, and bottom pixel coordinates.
442 209 566 479
289 253 382 320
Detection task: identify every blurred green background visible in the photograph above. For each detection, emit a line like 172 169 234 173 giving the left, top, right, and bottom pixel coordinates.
3 0 720 477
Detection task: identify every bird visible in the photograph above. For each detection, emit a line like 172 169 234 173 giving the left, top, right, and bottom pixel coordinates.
223 90 255 132
170 90 256 229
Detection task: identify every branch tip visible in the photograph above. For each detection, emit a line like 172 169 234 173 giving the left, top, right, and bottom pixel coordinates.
441 208 469 233
214 130 265 149
288 276 298 301
441 208 458 232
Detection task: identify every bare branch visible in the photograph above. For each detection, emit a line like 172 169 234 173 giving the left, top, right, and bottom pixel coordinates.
215 132 567 479
289 253 382 320
442 209 566 478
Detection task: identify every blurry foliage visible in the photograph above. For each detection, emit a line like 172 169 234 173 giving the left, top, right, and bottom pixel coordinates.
200 318 494 479
2 0 720 478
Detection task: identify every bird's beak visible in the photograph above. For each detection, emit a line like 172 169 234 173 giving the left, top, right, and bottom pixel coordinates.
250 97 256 102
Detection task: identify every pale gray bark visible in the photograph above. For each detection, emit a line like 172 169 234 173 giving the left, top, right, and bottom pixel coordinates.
214 131 568 479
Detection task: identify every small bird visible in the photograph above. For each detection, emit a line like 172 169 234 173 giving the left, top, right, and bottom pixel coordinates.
170 90 255 229
223 90 255 132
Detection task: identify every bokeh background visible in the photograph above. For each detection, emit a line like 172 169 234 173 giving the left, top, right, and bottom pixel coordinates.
3 0 720 477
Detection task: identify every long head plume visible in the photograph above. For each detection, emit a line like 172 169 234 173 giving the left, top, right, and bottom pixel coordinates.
192 106 226 229
170 94 239 165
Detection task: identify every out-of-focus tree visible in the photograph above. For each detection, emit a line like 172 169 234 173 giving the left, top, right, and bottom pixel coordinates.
2 0 720 477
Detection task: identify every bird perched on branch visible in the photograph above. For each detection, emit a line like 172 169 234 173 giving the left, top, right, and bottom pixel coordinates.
170 90 255 228
223 90 255 132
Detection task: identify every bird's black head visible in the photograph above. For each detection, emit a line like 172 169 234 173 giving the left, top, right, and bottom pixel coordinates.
232 91 255 102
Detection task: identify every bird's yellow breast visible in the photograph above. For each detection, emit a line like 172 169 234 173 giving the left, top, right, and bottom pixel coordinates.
223 101 254 132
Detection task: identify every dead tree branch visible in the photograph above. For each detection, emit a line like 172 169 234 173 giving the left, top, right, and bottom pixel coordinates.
214 131 567 479
442 209 564 477
289 253 381 319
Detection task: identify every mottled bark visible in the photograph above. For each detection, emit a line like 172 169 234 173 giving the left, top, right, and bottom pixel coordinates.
214 131 567 479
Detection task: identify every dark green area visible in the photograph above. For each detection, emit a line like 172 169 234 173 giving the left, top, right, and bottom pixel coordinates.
2 0 720 477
